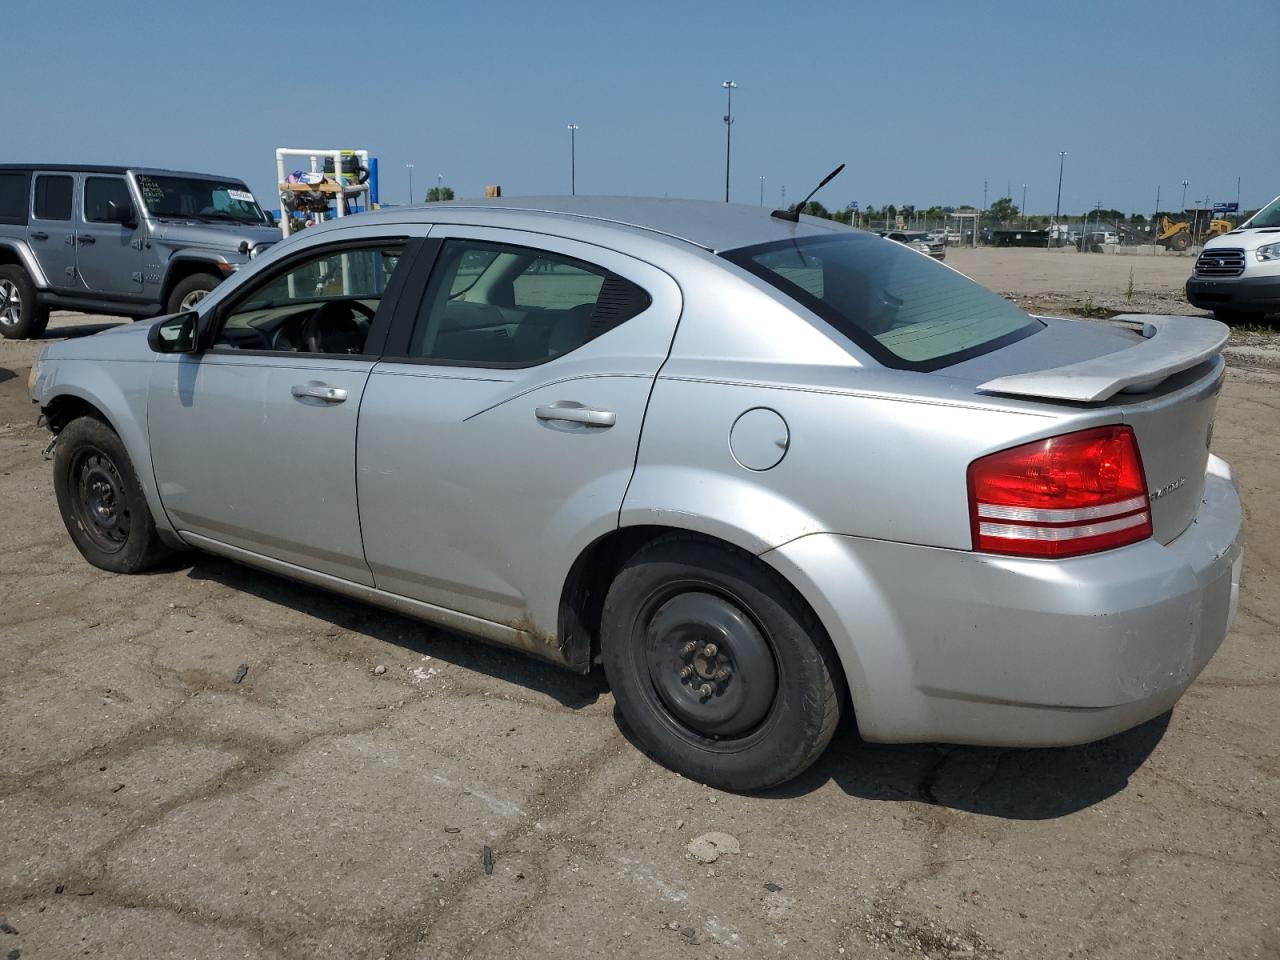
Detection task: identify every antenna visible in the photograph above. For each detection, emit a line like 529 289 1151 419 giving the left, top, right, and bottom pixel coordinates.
772 164 845 222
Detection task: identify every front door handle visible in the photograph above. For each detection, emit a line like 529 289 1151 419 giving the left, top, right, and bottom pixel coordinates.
30 231 49 241
291 383 348 403
78 234 96 245
535 403 616 427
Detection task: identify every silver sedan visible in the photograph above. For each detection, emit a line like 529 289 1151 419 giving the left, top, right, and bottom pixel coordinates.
29 198 1244 790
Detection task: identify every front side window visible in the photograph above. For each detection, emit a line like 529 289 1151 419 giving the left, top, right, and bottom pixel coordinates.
405 239 650 366
135 174 268 225
216 244 403 355
83 177 133 224
34 175 73 221
724 233 1040 369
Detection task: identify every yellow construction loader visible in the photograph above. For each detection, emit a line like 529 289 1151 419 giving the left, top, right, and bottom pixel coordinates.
1157 213 1232 251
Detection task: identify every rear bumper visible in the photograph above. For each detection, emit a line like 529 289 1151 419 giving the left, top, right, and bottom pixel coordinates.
764 456 1244 746
1186 275 1280 312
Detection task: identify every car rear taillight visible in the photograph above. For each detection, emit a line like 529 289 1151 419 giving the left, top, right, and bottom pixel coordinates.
967 425 1152 558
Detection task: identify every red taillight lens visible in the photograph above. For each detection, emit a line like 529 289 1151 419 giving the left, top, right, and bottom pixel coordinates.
967 426 1152 558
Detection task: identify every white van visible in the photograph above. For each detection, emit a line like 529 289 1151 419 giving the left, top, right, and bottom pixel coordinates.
1186 194 1280 323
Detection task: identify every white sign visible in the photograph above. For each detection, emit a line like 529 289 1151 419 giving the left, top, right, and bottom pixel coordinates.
227 189 255 204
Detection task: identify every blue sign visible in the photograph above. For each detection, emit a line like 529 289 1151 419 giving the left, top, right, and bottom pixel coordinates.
847 201 859 211
1212 202 1238 213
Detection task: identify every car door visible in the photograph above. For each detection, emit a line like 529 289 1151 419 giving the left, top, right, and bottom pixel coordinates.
357 227 682 631
28 172 80 290
148 232 422 584
77 174 142 296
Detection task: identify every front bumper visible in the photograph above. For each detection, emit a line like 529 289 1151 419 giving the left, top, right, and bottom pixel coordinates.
764 456 1244 746
1186 275 1280 313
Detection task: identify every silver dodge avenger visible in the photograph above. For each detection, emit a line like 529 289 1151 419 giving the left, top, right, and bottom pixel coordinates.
29 197 1244 790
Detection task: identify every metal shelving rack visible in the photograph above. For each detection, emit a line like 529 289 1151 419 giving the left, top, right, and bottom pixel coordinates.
275 147 372 239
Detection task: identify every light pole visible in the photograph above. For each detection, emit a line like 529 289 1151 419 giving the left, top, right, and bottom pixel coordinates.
759 176 765 207
405 163 414 205
1054 152 1066 224
1181 179 1189 212
721 81 737 203
567 124 579 196
1021 183 1027 224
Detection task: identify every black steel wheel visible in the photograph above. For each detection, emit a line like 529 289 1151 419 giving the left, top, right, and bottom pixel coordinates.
602 533 844 791
70 447 132 553
53 417 170 573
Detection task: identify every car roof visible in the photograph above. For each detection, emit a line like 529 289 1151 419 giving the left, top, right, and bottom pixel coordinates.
0 164 248 182
360 196 851 254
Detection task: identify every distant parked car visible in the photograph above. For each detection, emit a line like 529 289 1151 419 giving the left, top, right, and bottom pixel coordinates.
0 164 278 338
29 198 1243 790
885 229 946 260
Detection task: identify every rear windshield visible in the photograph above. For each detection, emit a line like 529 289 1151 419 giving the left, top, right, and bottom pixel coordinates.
724 233 1041 370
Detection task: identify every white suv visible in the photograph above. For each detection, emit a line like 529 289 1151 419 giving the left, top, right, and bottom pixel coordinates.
1186 194 1280 323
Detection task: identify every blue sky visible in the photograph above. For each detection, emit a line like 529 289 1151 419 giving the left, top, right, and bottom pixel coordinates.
11 0 1278 215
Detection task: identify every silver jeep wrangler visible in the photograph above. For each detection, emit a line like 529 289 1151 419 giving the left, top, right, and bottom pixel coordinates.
0 164 278 338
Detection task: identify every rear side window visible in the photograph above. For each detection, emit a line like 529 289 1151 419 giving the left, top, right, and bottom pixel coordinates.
405 239 651 366
725 233 1040 370
83 177 132 223
0 171 29 225
34 175 73 221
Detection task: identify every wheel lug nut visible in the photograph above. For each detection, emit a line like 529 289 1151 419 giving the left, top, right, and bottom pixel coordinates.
698 683 714 698
702 643 718 658
680 642 697 658
679 665 694 680
715 667 732 682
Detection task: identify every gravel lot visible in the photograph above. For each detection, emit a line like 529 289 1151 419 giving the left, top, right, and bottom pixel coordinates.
1 251 1277 959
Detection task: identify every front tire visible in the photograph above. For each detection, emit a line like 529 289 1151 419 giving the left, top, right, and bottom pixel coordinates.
165 272 221 315
0 264 50 339
53 417 170 573
601 534 844 791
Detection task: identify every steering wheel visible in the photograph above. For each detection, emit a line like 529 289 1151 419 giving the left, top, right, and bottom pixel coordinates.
302 299 375 353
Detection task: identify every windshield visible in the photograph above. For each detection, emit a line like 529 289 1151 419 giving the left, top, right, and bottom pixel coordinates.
135 174 269 225
725 233 1041 369
1245 195 1280 229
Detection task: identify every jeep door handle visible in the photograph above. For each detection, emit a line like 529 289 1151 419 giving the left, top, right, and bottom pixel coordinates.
30 231 49 241
535 404 616 427
291 383 348 403
78 235 96 245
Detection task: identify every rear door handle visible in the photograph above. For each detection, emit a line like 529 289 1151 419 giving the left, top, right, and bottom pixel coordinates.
78 234 96 244
30 231 49 241
535 403 616 427
291 383 348 403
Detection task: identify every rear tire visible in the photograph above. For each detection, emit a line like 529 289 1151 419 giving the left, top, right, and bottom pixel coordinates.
53 417 170 573
601 534 844 791
165 273 221 315
0 264 50 339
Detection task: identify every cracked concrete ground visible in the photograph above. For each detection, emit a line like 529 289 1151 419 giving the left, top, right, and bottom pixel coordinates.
1 306 1277 960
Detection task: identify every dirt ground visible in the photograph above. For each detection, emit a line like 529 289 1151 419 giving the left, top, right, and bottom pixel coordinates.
1 252 1278 959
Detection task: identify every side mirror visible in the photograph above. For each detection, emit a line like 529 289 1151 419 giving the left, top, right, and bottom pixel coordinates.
147 311 199 354
264 210 277 227
107 200 138 229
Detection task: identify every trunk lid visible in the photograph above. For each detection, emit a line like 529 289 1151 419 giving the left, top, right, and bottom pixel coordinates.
944 314 1228 544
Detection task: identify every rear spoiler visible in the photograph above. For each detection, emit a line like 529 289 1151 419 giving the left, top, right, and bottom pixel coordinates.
977 315 1229 403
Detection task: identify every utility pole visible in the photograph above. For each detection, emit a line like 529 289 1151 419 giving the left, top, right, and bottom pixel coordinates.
1054 151 1066 227
759 176 764 207
567 124 579 196
982 179 988 240
405 163 414 205
1154 185 1161 246
1021 183 1027 225
1181 179 1189 212
1237 175 1241 211
722 81 737 203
